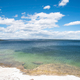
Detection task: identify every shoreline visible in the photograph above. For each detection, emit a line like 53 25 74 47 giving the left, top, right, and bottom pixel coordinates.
0 63 80 76
0 66 80 80
17 63 80 77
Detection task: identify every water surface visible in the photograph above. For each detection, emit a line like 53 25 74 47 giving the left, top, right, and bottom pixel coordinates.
0 40 80 69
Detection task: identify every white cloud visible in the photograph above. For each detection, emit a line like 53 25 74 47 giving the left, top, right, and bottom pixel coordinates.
0 17 15 25
21 12 26 15
0 12 65 39
0 12 80 39
0 15 80 39
1 12 80 39
64 21 80 26
21 12 65 29
59 0 69 6
43 5 50 9
0 9 1 11
13 14 18 17
0 17 25 33
0 29 80 39
21 15 28 19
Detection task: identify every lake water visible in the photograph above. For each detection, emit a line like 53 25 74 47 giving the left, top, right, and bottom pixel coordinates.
0 40 80 69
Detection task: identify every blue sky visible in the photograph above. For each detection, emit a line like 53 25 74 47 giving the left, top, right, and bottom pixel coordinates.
0 0 80 39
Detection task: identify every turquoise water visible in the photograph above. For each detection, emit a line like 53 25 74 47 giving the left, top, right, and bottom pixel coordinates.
0 40 80 69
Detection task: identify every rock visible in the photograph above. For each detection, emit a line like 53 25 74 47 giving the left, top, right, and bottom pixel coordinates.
30 79 34 80
22 62 25 65
32 62 43 65
17 65 24 70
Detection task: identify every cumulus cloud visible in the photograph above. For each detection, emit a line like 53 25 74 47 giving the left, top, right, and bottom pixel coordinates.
64 21 80 26
43 5 50 9
13 14 18 17
59 0 69 6
0 17 25 33
21 12 65 29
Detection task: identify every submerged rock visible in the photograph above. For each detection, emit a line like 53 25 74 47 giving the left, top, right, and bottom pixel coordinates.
32 62 43 65
25 64 80 77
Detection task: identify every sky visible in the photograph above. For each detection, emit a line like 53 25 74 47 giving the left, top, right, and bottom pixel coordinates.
0 0 80 39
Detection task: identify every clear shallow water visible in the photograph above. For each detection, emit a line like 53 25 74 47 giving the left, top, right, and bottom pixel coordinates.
0 40 80 69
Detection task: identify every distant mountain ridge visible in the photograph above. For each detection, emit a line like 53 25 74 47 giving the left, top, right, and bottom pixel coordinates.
0 39 80 41
0 39 4 41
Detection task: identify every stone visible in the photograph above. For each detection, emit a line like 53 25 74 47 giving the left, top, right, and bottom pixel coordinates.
32 62 43 65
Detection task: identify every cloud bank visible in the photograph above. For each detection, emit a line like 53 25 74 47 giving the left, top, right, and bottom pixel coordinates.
0 12 80 39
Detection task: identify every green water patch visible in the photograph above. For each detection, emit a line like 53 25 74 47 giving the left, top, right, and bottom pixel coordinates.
0 49 23 67
13 51 79 69
0 49 80 69
0 49 14 60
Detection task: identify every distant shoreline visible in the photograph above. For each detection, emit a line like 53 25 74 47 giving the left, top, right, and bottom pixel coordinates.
0 39 80 41
0 39 4 41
